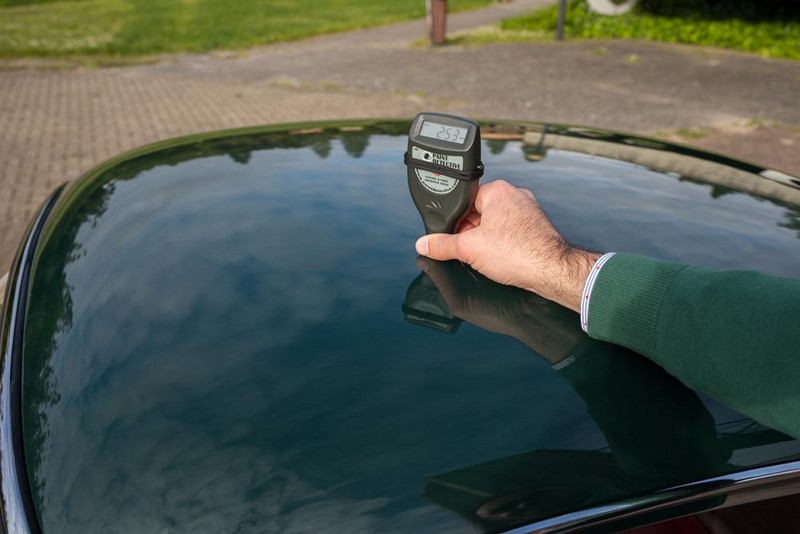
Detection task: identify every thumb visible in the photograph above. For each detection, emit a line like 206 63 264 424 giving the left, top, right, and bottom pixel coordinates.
415 233 462 261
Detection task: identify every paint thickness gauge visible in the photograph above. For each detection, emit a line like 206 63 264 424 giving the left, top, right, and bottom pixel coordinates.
404 112 483 234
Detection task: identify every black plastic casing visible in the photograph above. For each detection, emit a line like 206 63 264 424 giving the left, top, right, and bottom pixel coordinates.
406 112 482 234
402 270 461 333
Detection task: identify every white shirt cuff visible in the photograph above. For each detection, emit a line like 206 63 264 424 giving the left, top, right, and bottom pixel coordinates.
580 252 616 333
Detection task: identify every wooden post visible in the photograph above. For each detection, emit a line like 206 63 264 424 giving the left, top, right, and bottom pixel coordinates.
429 0 447 46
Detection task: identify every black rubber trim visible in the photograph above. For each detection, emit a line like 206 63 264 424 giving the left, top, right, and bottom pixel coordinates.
403 152 484 181
7 188 62 534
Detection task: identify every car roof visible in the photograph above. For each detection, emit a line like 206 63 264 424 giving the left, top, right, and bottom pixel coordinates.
16 120 800 533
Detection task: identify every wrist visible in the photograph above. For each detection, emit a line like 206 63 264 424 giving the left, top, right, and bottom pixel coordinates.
558 248 602 313
525 246 601 313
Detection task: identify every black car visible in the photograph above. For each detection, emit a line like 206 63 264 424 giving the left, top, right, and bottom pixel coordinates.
2 119 800 533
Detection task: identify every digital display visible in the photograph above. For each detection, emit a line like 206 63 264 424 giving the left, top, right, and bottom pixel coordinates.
419 121 469 144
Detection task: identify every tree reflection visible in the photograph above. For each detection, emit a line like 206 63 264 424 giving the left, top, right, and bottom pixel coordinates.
24 179 115 515
485 139 507 156
779 207 800 239
310 137 332 159
678 175 737 199
341 130 370 159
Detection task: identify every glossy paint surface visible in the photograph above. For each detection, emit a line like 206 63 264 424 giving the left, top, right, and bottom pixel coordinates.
20 122 800 533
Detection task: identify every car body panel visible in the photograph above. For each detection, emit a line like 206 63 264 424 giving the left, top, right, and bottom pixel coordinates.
3 120 800 533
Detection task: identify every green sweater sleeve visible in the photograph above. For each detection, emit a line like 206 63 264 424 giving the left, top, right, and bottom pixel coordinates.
586 253 800 439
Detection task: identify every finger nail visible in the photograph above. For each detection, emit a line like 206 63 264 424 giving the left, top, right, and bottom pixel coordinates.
415 237 429 256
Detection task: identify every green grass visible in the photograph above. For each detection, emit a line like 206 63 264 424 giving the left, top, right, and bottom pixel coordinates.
493 0 800 60
0 0 492 62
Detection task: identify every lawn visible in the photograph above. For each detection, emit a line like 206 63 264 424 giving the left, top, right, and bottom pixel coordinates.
0 0 492 62
460 0 800 60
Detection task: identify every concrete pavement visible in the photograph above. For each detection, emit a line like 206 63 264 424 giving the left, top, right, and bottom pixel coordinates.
1 0 799 272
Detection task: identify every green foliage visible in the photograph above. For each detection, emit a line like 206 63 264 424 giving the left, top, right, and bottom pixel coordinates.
500 0 800 60
0 0 82 6
0 0 492 59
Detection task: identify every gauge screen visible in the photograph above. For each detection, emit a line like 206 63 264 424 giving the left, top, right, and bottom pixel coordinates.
419 121 469 144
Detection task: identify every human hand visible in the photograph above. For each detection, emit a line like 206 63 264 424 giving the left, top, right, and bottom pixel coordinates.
415 180 601 312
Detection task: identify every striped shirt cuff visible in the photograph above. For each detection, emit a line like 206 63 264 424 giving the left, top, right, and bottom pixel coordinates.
580 252 616 333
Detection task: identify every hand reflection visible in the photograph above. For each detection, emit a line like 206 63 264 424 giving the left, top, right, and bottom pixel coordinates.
413 257 587 365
